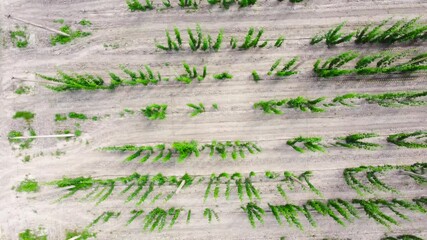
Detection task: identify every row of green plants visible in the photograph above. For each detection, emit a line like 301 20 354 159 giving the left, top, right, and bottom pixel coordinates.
311 18 427 47
22 169 322 204
36 63 235 92
36 50 426 91
127 0 303 11
243 197 427 229
285 131 427 153
254 90 427 114
100 140 261 162
344 163 426 195
156 25 285 52
314 50 427 77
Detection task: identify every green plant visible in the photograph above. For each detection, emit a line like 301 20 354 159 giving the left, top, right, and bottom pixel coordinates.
204 172 261 202
54 113 67 121
334 133 380 150
187 103 205 116
268 57 299 76
126 0 154 11
314 50 427 78
212 103 219 110
10 26 29 48
15 85 31 94
252 70 261 81
141 104 168 120
387 131 427 148
50 23 91 46
68 112 88 120
355 17 427 44
65 229 96 240
310 22 355 46
176 63 207 83
110 65 168 87
343 163 426 195
13 111 35 122
19 229 47 240
203 208 219 223
274 35 285 47
36 71 107 91
88 211 121 228
287 136 326 153
16 178 40 193
253 96 326 114
156 29 180 51
238 0 256 7
213 72 233 80
239 27 267 49
143 207 183 231
79 19 92 26
8 128 37 149
178 0 199 8
241 202 265 228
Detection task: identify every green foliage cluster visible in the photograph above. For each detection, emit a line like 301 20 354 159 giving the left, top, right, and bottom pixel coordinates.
10 26 29 48
110 65 168 87
49 172 194 204
68 112 88 120
178 0 199 8
187 103 205 116
267 57 299 77
15 85 31 94
314 50 427 78
237 27 267 49
18 229 47 240
203 208 220 223
277 171 323 199
16 178 40 193
253 96 326 114
204 172 260 202
157 25 223 51
13 111 35 122
344 163 426 195
101 140 260 163
50 22 91 46
213 72 233 80
387 131 427 148
126 0 154 11
88 211 121 228
65 229 96 240
176 63 207 83
310 22 354 46
286 136 326 153
241 202 265 228
334 133 380 150
382 235 424 240
141 104 168 120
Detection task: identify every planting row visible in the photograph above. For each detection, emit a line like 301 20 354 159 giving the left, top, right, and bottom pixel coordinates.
34 51 427 92
17 163 426 205
126 0 303 12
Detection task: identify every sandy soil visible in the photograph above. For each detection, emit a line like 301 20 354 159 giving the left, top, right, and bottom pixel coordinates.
0 0 426 239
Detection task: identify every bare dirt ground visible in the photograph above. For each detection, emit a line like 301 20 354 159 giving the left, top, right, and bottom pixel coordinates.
0 0 426 239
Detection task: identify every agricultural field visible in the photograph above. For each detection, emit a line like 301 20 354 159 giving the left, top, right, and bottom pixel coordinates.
0 0 426 239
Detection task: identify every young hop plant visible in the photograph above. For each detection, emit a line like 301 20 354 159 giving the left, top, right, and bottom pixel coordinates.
10 26 29 48
236 27 267 49
204 172 261 202
50 19 91 46
287 136 326 153
176 63 207 84
267 57 299 77
126 0 154 11
187 103 205 116
241 202 265 228
334 133 381 150
332 91 427 108
203 208 220 223
343 163 426 195
141 104 168 120
310 21 355 46
141 207 184 231
276 171 323 199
